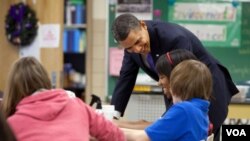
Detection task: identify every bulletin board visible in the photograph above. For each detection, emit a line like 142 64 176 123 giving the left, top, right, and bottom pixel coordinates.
107 0 250 98
168 0 242 47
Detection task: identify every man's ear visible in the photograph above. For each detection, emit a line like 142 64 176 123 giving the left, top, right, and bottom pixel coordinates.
140 20 147 29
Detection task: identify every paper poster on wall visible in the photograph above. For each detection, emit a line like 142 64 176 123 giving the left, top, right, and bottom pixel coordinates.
19 36 40 61
116 0 153 20
39 24 60 48
180 24 227 42
168 1 241 47
109 47 124 76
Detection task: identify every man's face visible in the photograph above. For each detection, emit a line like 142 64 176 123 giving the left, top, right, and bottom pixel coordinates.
118 22 150 55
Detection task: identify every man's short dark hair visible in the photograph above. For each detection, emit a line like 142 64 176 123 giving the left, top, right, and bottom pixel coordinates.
111 13 140 42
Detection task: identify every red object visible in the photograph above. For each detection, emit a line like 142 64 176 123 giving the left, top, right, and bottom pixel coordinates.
208 122 214 135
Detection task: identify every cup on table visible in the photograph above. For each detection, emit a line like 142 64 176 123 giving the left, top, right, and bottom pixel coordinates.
102 105 115 120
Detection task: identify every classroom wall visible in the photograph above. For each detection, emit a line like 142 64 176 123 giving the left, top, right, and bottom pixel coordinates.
0 0 19 91
85 0 108 103
0 0 108 103
0 0 63 91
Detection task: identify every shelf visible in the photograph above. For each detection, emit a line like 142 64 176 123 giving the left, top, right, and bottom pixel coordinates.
64 52 85 55
63 0 87 100
64 52 85 74
64 24 86 29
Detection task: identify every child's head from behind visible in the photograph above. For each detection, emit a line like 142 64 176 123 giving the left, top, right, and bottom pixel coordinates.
170 60 212 103
2 57 52 117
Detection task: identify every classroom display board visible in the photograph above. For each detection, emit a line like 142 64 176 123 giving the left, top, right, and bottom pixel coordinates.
107 0 250 98
168 0 241 47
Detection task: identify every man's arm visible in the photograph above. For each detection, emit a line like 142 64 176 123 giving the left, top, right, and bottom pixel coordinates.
111 51 139 117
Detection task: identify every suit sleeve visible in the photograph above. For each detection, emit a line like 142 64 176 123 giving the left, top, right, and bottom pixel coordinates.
111 50 139 116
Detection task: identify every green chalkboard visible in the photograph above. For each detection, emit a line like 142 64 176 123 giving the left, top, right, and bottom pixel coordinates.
207 2 250 83
107 1 250 99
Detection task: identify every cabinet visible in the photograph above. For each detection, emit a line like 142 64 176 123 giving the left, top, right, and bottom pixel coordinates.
63 0 86 100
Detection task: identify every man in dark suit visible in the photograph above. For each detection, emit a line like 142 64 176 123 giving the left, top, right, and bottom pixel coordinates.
111 13 239 141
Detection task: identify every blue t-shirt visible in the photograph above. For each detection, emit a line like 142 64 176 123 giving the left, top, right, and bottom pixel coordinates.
145 98 210 141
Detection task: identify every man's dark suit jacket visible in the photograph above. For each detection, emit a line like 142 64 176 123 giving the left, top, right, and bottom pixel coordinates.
111 20 239 132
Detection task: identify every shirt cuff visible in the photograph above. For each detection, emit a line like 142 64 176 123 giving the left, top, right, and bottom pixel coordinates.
113 110 121 119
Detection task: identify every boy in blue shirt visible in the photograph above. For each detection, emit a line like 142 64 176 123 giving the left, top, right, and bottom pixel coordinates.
121 59 212 141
